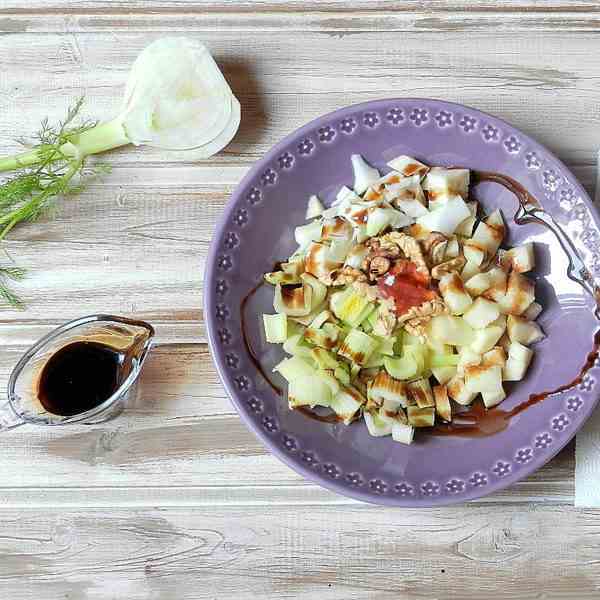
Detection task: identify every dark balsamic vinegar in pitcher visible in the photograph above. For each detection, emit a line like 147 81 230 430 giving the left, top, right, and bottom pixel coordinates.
37 341 123 416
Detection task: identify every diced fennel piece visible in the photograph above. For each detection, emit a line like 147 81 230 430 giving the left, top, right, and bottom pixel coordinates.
288 375 332 408
387 155 430 178
432 365 457 385
310 347 339 370
374 336 397 357
407 406 435 427
338 329 379 366
462 297 500 329
306 195 324 219
403 345 428 373
282 333 312 358
330 386 365 425
366 207 412 236
416 195 471 236
445 237 460 258
470 325 504 354
363 352 385 368
448 375 478 405
305 242 343 281
274 356 316 382
334 365 351 386
263 313 287 343
351 154 380 194
465 272 492 296
294 220 323 249
433 384 451 422
408 378 435 408
274 283 312 316
523 301 542 321
309 310 331 330
364 410 393 437
322 217 353 241
369 371 409 408
264 271 302 285
461 260 481 282
303 322 341 350
427 315 475 346
503 341 534 381
300 272 327 310
439 272 473 315
463 240 486 266
344 244 369 269
384 355 418 380
318 369 341 395
426 337 452 355
392 421 415 444
328 238 353 263
430 353 460 368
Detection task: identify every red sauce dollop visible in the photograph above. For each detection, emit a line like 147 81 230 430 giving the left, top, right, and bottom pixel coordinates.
378 260 436 317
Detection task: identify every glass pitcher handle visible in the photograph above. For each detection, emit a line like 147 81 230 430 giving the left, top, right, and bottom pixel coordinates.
0 398 24 431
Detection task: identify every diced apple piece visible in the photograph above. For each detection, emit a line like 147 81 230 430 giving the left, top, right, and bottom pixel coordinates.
463 241 486 267
427 315 475 346
432 366 457 385
487 267 508 288
482 386 506 408
455 216 476 237
462 297 500 329
457 348 482 375
500 243 535 273
439 272 473 315
470 325 504 354
392 421 415 444
465 272 492 296
471 209 505 256
461 260 481 282
433 385 451 422
407 406 436 427
422 167 470 199
489 314 507 332
498 332 511 351
417 195 472 236
408 378 435 408
445 237 460 258
447 375 477 405
507 315 545 345
523 301 543 321
387 155 430 178
496 271 535 315
465 364 503 394
503 341 534 381
482 346 507 369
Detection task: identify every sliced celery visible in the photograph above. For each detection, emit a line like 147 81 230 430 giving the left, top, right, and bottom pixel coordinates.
317 370 341 395
384 355 418 380
282 333 313 359
304 322 341 349
274 356 315 382
334 365 351 386
363 352 385 368
262 313 287 343
373 336 397 356
369 371 409 407
338 329 379 366
310 347 339 370
330 386 365 424
300 272 327 309
429 353 460 368
288 375 332 408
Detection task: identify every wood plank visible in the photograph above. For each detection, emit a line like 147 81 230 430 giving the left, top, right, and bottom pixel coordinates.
0 344 575 505
0 504 595 599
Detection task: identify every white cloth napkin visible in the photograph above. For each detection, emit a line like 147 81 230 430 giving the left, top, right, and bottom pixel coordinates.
574 150 600 507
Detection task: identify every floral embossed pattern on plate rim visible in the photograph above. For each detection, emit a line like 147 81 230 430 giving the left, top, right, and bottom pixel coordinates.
205 98 600 507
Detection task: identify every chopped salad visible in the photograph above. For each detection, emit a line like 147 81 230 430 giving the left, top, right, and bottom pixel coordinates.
262 154 544 444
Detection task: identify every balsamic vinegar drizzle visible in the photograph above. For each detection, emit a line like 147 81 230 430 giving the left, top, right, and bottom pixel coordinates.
240 170 600 437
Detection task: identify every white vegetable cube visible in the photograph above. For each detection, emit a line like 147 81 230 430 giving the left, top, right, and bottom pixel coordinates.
447 375 477 405
433 384 452 422
439 272 473 315
392 421 415 445
457 348 482 375
432 366 457 385
462 297 500 329
464 364 503 394
465 272 492 296
422 167 470 199
351 154 380 194
263 313 288 343
408 378 435 408
471 210 505 256
488 314 507 333
487 267 508 289
386 155 430 178
461 260 481 281
417 195 471 236
482 346 507 368
523 301 543 321
470 325 504 354
496 271 535 315
455 216 476 237
364 411 393 437
330 386 365 425
507 315 545 345
500 243 535 273
482 387 506 408
463 241 486 267
503 341 534 381
305 195 324 219
427 315 475 346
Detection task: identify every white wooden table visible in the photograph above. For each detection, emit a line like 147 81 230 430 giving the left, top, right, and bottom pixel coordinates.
0 1 599 597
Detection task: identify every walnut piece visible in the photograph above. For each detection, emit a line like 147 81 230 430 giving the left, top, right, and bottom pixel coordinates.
379 231 430 281
369 256 391 280
397 296 447 324
330 266 367 286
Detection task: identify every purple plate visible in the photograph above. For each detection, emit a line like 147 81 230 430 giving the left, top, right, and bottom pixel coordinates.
205 98 600 506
